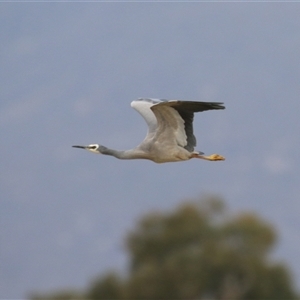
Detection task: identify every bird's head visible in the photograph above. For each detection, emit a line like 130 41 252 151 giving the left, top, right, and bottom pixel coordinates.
72 144 103 154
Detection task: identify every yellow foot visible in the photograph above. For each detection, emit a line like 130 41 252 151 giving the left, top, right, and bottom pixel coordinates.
193 153 225 161
207 154 225 161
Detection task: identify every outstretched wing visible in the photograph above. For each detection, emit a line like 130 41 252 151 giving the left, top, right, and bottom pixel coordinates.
131 98 225 152
152 100 225 152
130 98 164 135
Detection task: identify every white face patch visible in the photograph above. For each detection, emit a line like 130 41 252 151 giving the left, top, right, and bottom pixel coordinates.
87 144 99 153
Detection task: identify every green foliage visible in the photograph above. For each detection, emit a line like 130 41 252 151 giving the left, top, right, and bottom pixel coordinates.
30 290 83 300
86 272 124 300
124 197 297 299
31 197 299 300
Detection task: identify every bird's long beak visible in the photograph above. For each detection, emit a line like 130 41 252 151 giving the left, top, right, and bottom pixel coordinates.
72 145 87 149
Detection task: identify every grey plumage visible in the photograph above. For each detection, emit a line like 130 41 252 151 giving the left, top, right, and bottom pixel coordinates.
73 98 225 163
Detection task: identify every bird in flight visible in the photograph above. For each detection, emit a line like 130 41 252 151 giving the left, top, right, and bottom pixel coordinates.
73 98 225 163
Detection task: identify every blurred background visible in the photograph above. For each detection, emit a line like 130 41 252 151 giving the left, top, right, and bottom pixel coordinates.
1 2 300 299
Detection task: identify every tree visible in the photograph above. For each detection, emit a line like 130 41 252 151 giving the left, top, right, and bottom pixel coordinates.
125 197 297 299
31 197 299 300
87 272 124 300
31 290 83 300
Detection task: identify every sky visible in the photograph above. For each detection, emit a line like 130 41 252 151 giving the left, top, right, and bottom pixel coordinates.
1 3 300 299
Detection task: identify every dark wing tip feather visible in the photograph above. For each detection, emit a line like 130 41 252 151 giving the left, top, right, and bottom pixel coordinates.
169 101 225 112
138 98 225 111
208 102 225 110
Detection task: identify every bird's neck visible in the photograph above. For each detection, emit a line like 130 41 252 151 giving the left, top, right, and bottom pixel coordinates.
100 146 148 160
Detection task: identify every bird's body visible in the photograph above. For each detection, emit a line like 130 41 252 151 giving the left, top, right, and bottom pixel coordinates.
73 98 225 163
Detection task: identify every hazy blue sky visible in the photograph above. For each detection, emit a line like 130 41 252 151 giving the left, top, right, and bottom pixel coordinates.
1 3 300 298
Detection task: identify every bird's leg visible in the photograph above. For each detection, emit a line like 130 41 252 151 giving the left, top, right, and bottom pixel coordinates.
191 152 225 161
